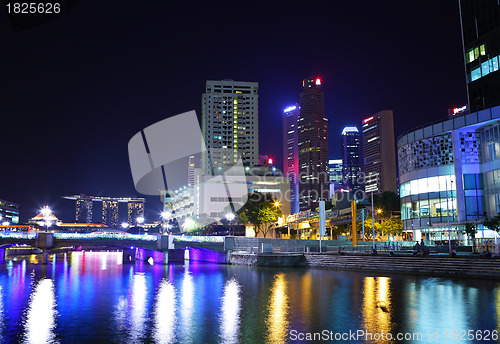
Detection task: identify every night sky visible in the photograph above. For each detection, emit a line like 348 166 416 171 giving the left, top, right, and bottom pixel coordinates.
0 0 467 222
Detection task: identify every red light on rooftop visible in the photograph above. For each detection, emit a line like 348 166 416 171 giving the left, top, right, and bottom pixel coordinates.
268 158 273 165
315 78 321 85
363 116 374 124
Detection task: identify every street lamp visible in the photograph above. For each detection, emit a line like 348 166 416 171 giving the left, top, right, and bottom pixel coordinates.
40 206 52 232
161 211 172 234
121 222 129 230
136 217 145 235
274 200 280 208
225 212 235 236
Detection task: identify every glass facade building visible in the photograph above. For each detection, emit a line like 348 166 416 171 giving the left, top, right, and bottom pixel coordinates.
0 199 19 224
397 105 500 242
342 126 363 196
460 0 500 112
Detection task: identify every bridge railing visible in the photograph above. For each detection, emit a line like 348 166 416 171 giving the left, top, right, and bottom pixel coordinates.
172 235 224 243
0 231 158 241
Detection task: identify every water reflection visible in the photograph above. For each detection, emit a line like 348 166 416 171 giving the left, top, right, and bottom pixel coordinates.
266 273 289 344
220 278 241 344
153 279 176 344
179 271 194 343
362 276 392 343
23 279 57 344
130 273 148 343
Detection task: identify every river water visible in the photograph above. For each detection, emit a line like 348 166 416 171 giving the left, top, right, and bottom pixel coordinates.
0 251 499 343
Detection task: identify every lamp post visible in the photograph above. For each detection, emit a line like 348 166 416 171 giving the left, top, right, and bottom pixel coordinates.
161 211 172 234
225 213 235 236
121 222 129 231
371 191 376 250
41 206 52 232
137 216 144 235
446 180 453 252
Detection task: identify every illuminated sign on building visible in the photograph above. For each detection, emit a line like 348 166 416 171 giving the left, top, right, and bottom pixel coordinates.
447 104 469 119
363 116 374 124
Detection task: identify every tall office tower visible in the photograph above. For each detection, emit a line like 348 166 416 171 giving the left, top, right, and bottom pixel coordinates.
75 198 92 223
342 126 363 195
102 200 119 228
127 201 144 226
283 104 300 214
362 110 397 195
459 0 500 112
328 159 343 194
298 78 329 211
202 79 259 173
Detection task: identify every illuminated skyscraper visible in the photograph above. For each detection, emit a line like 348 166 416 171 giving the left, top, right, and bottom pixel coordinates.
342 126 363 195
329 159 343 195
460 0 500 112
75 198 93 223
283 104 299 214
298 78 329 211
127 201 144 226
102 200 119 228
362 110 397 194
202 79 259 173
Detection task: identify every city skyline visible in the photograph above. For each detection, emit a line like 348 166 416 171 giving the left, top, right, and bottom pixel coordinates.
1 1 467 221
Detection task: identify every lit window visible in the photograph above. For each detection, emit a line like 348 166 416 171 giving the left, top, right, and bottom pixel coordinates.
471 67 481 82
474 47 479 59
480 44 486 56
492 56 499 72
482 61 491 77
468 50 475 63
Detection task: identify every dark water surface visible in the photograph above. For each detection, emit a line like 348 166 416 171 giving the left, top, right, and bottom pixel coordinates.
1 251 499 343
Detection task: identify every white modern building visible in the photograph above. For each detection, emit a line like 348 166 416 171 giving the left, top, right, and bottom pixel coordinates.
398 105 500 244
202 79 259 172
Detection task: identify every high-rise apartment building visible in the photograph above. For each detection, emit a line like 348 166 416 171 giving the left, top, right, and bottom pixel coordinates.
283 104 300 214
460 0 500 112
362 110 397 194
202 80 259 173
298 78 329 211
342 126 363 195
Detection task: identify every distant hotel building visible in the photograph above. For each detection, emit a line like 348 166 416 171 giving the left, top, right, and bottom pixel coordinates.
0 199 19 224
460 0 500 112
298 78 329 211
342 126 363 195
329 159 343 196
202 79 259 172
362 110 397 194
62 195 145 228
283 104 299 214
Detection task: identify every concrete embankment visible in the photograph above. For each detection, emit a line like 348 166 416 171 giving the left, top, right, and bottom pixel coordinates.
229 253 305 267
305 253 500 279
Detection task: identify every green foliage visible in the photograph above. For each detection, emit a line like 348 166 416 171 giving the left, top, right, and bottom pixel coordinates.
462 221 478 239
483 213 500 233
236 192 282 237
380 217 403 236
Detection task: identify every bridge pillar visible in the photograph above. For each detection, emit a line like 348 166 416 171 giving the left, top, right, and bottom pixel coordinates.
41 250 50 265
157 235 174 251
36 232 54 250
224 237 235 252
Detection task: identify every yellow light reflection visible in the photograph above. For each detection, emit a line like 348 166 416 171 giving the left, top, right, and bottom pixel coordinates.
154 279 176 344
266 273 289 344
220 278 241 344
496 288 500 333
361 277 392 343
300 272 312 327
23 279 57 344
